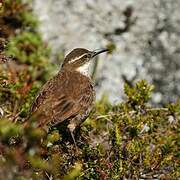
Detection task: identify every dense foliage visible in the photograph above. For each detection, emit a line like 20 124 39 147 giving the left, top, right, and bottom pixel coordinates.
0 1 179 179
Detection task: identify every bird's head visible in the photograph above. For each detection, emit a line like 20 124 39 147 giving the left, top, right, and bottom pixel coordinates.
61 48 108 76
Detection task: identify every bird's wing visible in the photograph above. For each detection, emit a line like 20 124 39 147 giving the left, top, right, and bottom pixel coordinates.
29 71 94 127
31 88 93 127
51 88 94 126
30 94 75 127
31 94 80 127
30 89 49 113
49 95 79 126
30 74 62 113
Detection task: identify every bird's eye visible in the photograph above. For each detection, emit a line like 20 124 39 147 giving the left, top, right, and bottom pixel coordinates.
83 54 90 59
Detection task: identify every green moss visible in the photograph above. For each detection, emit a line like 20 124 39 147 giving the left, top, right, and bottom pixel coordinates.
20 11 38 28
0 119 22 140
64 163 82 180
5 31 50 65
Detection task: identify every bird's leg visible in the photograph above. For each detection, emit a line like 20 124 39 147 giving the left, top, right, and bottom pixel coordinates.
67 123 77 149
70 130 77 148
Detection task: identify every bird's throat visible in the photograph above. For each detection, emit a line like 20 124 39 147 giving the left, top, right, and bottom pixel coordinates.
76 61 91 77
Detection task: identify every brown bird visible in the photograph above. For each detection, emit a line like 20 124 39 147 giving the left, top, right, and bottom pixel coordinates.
26 48 108 145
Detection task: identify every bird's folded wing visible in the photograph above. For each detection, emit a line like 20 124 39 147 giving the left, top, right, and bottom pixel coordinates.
50 95 78 126
50 92 93 126
30 94 76 126
30 89 48 113
31 92 92 127
30 74 63 113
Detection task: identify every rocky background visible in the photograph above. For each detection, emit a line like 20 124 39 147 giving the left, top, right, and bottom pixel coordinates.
32 0 180 105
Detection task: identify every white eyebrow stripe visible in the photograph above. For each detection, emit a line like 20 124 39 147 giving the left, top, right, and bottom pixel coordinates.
68 53 87 63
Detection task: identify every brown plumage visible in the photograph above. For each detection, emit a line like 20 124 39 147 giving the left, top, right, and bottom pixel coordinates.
30 70 95 128
25 48 108 145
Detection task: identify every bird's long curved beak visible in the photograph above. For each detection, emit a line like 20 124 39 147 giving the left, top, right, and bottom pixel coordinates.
92 48 109 58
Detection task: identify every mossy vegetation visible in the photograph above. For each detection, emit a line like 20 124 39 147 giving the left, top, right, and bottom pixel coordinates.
0 0 179 179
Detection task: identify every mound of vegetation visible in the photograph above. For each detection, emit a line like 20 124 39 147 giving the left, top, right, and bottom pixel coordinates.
0 1 179 179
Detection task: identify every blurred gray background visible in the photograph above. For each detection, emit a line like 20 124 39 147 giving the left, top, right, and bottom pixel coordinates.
32 0 180 106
